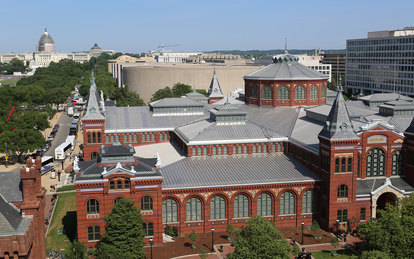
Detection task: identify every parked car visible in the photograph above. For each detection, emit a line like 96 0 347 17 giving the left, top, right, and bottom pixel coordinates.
52 124 59 134
47 135 54 142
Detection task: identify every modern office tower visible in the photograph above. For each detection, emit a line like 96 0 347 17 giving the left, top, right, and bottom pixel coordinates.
321 53 346 77
346 27 414 96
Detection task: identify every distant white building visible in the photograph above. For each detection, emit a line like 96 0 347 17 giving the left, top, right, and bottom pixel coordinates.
143 50 202 63
0 29 115 69
296 54 332 82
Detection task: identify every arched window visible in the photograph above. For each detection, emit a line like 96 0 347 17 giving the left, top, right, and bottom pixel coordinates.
252 145 257 153
91 152 99 160
238 145 242 154
257 193 272 216
243 145 247 154
87 199 99 214
302 190 315 213
192 147 196 156
280 192 295 215
341 158 346 172
337 185 348 198
321 84 326 98
347 158 353 172
210 196 226 220
162 199 178 223
310 85 318 99
367 148 385 176
234 194 249 218
124 135 127 143
109 181 115 190
124 180 130 189
114 197 122 204
186 197 202 221
251 84 258 99
278 86 289 100
141 196 153 211
233 145 237 154
117 180 123 189
295 86 305 100
335 158 340 172
212 146 217 155
263 85 273 100
392 151 403 175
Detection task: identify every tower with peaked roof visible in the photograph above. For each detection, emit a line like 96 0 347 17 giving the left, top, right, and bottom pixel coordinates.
244 48 328 107
207 68 224 104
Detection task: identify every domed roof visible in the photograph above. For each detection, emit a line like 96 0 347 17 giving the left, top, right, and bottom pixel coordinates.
244 50 328 81
38 28 54 45
91 43 101 50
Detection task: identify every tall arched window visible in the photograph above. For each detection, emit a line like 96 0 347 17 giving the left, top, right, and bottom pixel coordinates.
392 151 403 175
87 199 99 214
186 197 202 221
280 192 295 215
341 158 346 172
321 84 326 98
335 158 340 172
302 190 315 213
162 199 178 223
337 185 348 198
210 196 226 220
257 193 272 216
310 85 318 99
347 158 353 172
367 148 385 176
295 86 305 100
278 86 289 100
234 194 249 218
109 181 115 190
263 85 273 100
117 180 123 189
141 196 153 211
251 85 258 99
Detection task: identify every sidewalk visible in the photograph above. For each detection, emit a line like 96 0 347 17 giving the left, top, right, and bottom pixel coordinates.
298 234 362 253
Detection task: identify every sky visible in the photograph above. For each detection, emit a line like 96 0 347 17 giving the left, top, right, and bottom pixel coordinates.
1 0 413 53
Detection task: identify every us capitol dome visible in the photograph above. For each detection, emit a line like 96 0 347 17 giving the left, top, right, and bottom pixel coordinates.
37 28 55 52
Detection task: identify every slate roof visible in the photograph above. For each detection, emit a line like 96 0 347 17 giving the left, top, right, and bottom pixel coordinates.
244 52 328 81
151 98 204 108
356 177 414 196
175 119 285 144
101 138 135 157
319 91 359 140
161 153 320 190
104 106 209 132
82 72 105 120
0 194 23 234
0 171 22 202
207 69 224 98
75 156 160 181
358 93 413 102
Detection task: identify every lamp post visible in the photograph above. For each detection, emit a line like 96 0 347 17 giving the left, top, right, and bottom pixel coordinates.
336 219 340 234
211 228 215 252
301 221 304 245
149 238 153 259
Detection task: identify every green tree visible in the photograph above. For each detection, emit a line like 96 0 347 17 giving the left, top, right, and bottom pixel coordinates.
357 195 414 259
199 246 208 259
172 83 192 97
3 58 25 74
227 215 290 259
188 230 198 249
0 129 44 162
150 87 174 102
359 250 391 259
196 89 207 96
330 236 340 249
226 222 235 241
311 220 320 237
64 241 87 259
96 198 145 259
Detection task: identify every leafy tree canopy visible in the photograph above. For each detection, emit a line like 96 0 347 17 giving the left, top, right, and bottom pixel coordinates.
150 87 175 102
228 215 291 259
0 129 44 161
359 250 391 259
172 83 192 97
1 58 26 74
96 198 146 259
357 194 414 259
64 241 87 259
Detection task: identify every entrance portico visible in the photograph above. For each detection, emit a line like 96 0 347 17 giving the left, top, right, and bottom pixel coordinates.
370 178 405 218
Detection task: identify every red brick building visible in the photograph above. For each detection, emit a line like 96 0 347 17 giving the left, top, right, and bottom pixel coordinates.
0 157 46 259
76 67 414 248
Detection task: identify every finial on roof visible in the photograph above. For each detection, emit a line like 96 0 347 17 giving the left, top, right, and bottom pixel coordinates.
284 37 288 54
45 28 47 33
337 76 343 92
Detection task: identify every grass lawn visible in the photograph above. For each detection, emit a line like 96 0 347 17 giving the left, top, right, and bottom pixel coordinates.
45 192 77 253
0 78 20 86
312 249 357 259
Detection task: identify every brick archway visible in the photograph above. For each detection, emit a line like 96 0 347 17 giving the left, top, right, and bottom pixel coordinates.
370 181 404 218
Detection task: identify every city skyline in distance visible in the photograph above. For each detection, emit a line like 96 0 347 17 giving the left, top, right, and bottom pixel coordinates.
1 0 413 54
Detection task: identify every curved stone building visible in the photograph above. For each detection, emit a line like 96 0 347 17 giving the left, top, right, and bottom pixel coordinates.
37 28 55 52
244 51 328 107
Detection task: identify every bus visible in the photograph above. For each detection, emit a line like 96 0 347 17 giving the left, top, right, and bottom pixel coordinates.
55 142 72 160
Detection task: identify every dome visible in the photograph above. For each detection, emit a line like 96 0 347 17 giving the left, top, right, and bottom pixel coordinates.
37 28 55 52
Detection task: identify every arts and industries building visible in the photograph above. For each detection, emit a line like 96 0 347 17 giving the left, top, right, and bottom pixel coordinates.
346 27 414 96
75 51 414 248
0 29 115 68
